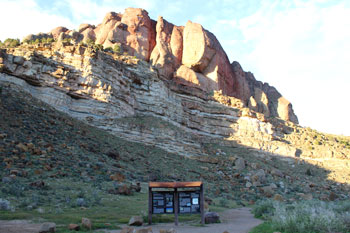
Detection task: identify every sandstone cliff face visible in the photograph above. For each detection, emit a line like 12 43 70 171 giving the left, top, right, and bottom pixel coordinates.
22 7 297 123
0 44 299 157
1 43 348 160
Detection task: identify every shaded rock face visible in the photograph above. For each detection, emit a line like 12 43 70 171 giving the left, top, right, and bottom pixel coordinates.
231 61 298 123
25 7 297 122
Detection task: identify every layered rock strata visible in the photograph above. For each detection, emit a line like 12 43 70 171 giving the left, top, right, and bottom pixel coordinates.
0 44 302 157
22 7 298 123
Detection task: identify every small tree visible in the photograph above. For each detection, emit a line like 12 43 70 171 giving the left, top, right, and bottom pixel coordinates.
113 44 121 55
85 38 95 46
46 38 54 43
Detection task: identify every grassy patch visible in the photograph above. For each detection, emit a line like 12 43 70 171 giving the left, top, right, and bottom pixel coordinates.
249 222 275 233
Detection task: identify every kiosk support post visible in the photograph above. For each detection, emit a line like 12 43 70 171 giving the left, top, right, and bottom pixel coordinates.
148 187 152 225
174 188 179 226
200 184 204 225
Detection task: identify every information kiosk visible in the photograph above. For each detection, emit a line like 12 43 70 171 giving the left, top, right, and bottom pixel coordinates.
148 181 204 225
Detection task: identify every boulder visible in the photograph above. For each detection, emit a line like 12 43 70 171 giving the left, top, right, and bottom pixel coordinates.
81 217 92 230
204 212 220 224
234 158 245 170
273 194 284 202
174 65 217 92
120 8 155 60
261 186 274 197
50 26 68 40
150 16 183 78
251 169 266 184
39 222 56 233
94 12 122 45
68 224 80 231
78 23 95 33
0 199 11 210
128 215 143 226
182 21 235 96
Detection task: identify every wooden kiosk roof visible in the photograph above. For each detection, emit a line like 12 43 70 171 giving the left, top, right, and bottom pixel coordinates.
149 181 202 188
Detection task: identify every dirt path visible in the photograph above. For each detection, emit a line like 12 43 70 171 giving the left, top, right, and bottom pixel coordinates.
109 207 263 233
0 220 43 233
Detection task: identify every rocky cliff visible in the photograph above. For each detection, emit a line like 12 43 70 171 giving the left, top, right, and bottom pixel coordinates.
6 7 348 160
22 8 298 123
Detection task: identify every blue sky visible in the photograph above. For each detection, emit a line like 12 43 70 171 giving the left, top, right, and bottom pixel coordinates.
1 0 349 136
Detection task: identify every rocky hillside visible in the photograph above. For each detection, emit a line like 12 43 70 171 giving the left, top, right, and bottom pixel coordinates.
1 7 350 208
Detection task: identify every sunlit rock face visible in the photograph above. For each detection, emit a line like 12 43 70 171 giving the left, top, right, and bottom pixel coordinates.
0 44 301 157
34 7 297 123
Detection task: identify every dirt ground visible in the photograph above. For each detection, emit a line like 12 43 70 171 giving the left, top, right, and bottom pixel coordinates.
0 208 262 233
0 220 43 233
109 207 263 233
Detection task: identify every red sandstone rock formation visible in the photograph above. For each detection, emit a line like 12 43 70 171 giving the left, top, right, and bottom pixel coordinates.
27 7 298 123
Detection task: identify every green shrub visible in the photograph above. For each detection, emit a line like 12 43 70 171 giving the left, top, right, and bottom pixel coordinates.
85 38 95 46
113 44 122 54
252 199 275 218
62 38 72 44
3 38 20 47
272 200 348 233
94 43 103 51
104 46 113 53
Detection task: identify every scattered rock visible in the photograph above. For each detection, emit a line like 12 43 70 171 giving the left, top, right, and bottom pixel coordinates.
30 180 45 188
128 216 143 226
251 169 266 184
135 227 153 233
121 227 134 233
68 224 80 231
261 186 274 198
329 192 338 201
37 207 45 214
131 182 141 192
39 222 56 233
273 194 284 202
76 198 86 207
270 183 278 190
204 212 220 224
2 177 12 183
234 158 245 170
0 199 11 210
271 169 284 177
81 217 92 230
160 228 175 233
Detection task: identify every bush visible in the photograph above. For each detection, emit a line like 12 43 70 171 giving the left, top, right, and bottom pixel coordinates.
24 37 55 45
113 44 122 54
94 43 103 51
252 199 275 218
3 38 20 47
272 200 348 233
85 38 95 46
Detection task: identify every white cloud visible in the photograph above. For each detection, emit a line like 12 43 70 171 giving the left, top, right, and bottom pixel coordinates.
0 0 75 41
233 1 350 135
